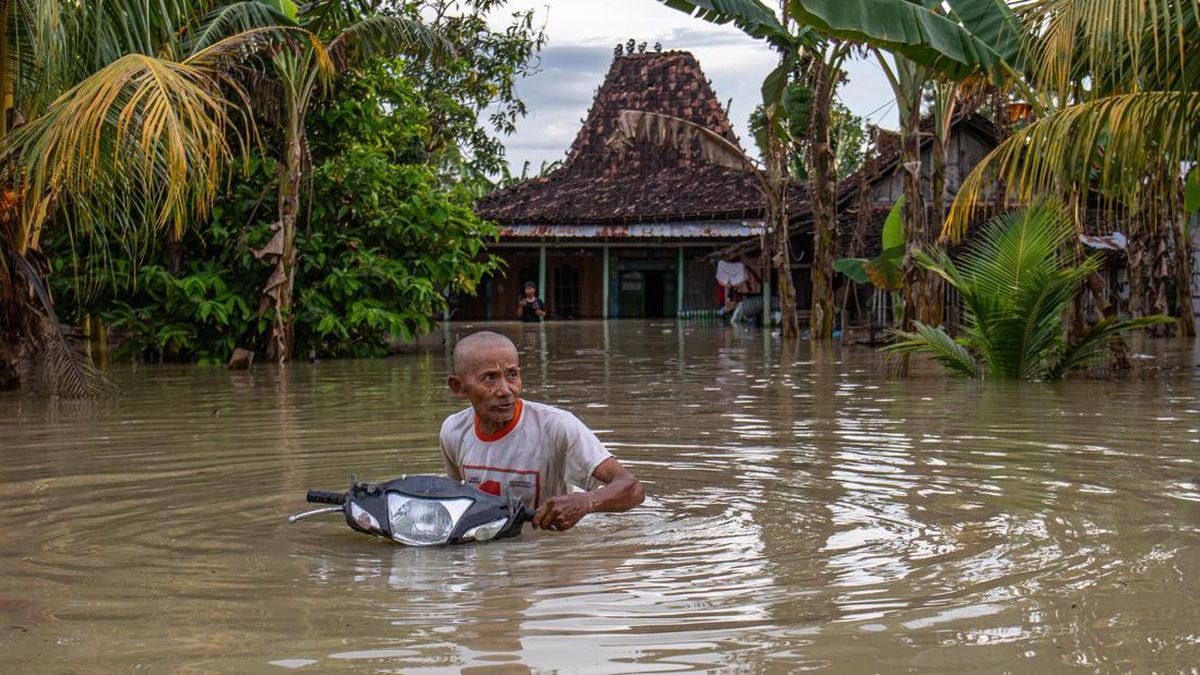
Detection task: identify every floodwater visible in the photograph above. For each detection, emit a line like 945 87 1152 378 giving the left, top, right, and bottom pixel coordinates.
2 321 1199 673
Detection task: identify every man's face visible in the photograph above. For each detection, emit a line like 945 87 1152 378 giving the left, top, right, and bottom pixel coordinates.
524 286 536 299
449 344 522 428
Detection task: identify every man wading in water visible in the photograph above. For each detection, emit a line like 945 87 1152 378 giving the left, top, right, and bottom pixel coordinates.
440 331 643 531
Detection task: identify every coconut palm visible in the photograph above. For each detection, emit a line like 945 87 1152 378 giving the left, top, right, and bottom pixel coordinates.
254 9 451 362
886 202 1171 380
0 1 299 393
944 0 1200 335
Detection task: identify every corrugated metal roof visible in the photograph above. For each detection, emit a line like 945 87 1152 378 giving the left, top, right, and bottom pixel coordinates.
498 221 764 239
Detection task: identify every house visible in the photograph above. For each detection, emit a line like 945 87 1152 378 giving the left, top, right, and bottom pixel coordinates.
457 48 768 320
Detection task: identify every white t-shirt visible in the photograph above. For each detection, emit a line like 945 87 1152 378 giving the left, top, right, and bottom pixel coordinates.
439 399 612 510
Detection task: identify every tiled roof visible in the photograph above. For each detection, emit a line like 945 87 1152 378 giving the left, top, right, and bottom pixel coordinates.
475 51 769 225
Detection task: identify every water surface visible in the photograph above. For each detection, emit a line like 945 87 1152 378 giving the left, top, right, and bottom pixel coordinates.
2 321 1199 672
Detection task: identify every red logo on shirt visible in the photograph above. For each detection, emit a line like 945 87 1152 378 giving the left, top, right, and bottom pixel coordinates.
479 480 502 496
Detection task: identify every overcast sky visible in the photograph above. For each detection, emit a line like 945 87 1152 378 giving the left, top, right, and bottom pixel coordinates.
485 0 895 173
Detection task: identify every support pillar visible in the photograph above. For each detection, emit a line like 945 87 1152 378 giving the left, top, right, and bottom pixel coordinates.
538 244 547 308
676 246 685 318
602 244 610 319
762 269 771 327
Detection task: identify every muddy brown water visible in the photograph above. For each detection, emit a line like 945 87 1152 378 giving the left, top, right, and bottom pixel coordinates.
2 321 1199 672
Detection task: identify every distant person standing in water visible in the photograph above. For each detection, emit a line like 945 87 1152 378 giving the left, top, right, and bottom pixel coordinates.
517 281 547 322
440 331 643 531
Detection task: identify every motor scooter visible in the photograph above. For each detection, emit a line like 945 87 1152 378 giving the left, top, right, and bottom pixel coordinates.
288 474 531 546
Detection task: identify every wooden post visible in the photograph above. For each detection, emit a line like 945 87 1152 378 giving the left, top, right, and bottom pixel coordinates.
676 246 685 317
762 268 772 327
602 245 610 319
538 244 547 316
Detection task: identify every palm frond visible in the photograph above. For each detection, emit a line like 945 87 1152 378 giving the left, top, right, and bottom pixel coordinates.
326 15 452 73
60 0 221 76
11 251 113 398
1 50 243 248
610 110 764 184
33 321 116 398
884 321 983 378
186 1 295 54
958 202 1071 301
946 91 1200 240
1047 314 1175 379
1012 0 1200 98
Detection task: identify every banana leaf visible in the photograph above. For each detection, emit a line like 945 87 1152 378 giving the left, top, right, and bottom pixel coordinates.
834 195 904 291
788 0 1020 82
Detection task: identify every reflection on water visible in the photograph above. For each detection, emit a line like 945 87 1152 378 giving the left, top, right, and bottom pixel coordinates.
2 321 1199 672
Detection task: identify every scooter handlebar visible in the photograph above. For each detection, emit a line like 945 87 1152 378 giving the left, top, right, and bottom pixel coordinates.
306 489 346 505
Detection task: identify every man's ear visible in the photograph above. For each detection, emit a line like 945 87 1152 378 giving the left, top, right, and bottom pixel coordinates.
447 375 467 399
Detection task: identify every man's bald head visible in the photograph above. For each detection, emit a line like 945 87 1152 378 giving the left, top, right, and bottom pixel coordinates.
452 331 518 375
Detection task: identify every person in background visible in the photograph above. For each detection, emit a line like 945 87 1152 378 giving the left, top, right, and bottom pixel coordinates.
517 281 547 322
440 331 643 532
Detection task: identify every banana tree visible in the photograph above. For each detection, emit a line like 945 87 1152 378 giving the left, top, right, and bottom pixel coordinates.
256 13 451 362
803 41 854 339
834 194 904 298
661 0 837 339
786 0 1024 333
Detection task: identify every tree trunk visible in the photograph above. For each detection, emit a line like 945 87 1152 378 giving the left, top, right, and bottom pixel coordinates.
1173 215 1196 336
263 109 302 363
0 330 20 390
768 136 796 336
1150 225 1172 336
1087 270 1130 370
898 100 929 332
808 58 838 341
926 128 947 327
766 127 798 338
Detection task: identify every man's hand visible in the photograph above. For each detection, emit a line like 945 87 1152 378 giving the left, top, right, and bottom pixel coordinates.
531 458 643 532
532 493 592 532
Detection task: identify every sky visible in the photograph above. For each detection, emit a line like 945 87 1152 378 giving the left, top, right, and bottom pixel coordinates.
485 0 895 174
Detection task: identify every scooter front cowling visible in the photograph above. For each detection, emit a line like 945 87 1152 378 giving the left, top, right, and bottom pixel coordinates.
291 474 530 546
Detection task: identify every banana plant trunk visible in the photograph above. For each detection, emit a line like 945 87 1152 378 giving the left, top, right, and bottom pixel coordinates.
1150 225 1171 336
927 128 949 327
1174 216 1196 336
765 123 799 338
808 59 838 341
264 108 303 363
898 100 929 331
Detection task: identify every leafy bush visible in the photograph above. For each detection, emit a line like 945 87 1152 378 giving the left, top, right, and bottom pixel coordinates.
48 61 498 362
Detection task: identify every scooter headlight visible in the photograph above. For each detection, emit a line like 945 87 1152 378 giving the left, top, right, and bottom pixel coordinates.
387 493 474 546
463 517 509 542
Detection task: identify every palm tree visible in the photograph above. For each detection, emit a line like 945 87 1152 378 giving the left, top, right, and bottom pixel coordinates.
255 10 450 362
946 0 1200 336
0 1 296 392
886 202 1171 379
